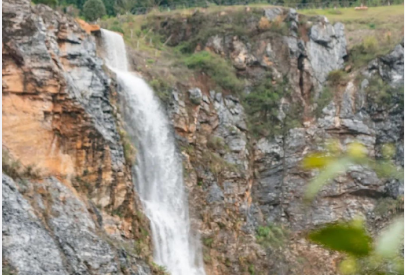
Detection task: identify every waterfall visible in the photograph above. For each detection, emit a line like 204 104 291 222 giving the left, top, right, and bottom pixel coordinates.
100 29 206 275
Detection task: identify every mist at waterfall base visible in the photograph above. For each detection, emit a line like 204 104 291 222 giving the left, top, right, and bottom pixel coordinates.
101 29 206 275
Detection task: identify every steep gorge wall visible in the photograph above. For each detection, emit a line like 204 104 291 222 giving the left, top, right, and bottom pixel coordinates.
141 7 403 275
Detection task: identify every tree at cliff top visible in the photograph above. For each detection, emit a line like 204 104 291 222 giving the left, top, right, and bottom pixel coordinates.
83 0 106 21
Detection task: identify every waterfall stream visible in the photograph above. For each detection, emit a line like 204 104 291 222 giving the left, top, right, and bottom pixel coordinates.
100 29 206 275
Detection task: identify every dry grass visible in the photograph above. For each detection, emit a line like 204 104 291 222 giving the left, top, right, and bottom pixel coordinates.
300 5 404 48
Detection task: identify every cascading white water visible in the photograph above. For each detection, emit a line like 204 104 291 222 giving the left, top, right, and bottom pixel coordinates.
100 29 206 275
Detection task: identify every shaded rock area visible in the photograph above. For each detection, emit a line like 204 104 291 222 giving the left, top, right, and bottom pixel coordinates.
367 43 404 87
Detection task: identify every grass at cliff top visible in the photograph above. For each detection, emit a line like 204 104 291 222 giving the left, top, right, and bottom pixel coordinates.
300 5 403 22
300 5 404 47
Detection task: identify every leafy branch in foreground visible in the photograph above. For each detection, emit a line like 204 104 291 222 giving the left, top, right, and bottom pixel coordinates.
302 141 404 275
302 141 403 202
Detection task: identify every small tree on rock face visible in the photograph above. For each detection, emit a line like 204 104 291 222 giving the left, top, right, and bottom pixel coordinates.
83 0 106 22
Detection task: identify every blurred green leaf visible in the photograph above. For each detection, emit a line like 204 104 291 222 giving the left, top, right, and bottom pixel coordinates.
304 158 352 201
308 222 373 257
339 257 358 275
381 144 396 160
302 153 333 169
347 142 367 160
375 216 404 259
371 161 404 181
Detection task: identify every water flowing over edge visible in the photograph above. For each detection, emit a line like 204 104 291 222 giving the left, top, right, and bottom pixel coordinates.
100 29 206 275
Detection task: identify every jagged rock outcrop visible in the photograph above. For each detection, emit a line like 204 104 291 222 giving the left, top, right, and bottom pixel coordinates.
2 0 131 209
307 20 347 84
367 42 404 87
2 0 155 273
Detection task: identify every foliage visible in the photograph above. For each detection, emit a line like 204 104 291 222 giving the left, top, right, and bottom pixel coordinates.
201 151 237 175
327 70 348 86
303 140 404 275
148 77 171 103
202 237 214 248
2 266 16 275
308 220 373 257
150 262 169 275
33 0 58 7
207 136 227 151
183 51 244 93
313 87 333 117
109 25 125 34
101 0 116 16
302 141 403 202
256 224 287 249
243 77 300 138
366 77 404 109
83 0 106 22
363 36 379 52
118 128 136 166
349 36 394 69
2 150 42 180
374 196 403 216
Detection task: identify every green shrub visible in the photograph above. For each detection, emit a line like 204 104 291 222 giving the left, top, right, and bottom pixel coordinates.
83 0 106 22
242 77 300 138
327 70 348 86
148 78 171 103
118 128 136 166
374 197 403 216
256 224 287 248
349 36 393 68
201 151 237 175
203 237 214 247
184 51 244 93
2 150 41 180
363 36 378 52
32 0 58 7
109 25 124 34
207 136 226 151
366 77 404 109
313 87 333 117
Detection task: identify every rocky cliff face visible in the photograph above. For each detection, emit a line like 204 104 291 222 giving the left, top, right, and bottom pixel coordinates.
141 7 403 275
2 0 156 274
2 1 403 275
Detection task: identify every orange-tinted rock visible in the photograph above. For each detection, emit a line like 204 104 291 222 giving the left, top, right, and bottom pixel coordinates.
76 18 101 34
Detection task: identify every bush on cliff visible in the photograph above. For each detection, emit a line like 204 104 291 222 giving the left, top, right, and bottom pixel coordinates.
184 51 244 93
83 0 106 22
